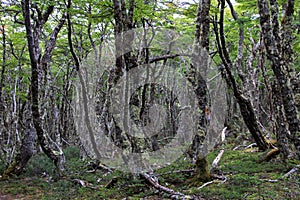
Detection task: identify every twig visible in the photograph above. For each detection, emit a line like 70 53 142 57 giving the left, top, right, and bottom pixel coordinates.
85 161 114 174
210 173 227 181
211 127 227 169
211 150 224 169
198 176 227 189
61 137 71 146
260 179 279 183
283 165 300 178
148 53 191 63
105 177 118 188
245 143 257 149
198 180 215 189
72 178 98 190
233 145 247 150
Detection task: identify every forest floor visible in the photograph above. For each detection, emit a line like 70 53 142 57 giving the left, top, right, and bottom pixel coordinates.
0 142 300 200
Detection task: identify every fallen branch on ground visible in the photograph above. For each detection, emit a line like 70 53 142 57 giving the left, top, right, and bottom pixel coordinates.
198 180 215 189
211 127 227 170
283 165 300 178
72 178 98 190
232 145 247 150
245 143 257 149
84 161 113 174
260 179 279 183
198 176 227 189
141 173 188 199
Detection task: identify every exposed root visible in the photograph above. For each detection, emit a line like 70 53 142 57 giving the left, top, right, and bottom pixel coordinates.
259 148 280 163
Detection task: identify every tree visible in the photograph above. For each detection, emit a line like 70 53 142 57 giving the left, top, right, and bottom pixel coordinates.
258 0 300 158
0 5 34 177
187 0 212 182
213 0 269 151
21 0 66 174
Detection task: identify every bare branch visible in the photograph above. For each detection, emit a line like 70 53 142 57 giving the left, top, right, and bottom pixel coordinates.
141 173 187 199
148 53 190 64
211 127 227 169
282 165 300 178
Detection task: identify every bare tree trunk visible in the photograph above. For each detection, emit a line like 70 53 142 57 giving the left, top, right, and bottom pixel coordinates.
0 23 6 163
0 21 35 178
272 83 290 159
67 0 102 159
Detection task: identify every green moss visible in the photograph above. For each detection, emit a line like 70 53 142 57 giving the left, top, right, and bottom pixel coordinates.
0 160 6 175
64 146 81 161
24 153 56 177
0 148 299 199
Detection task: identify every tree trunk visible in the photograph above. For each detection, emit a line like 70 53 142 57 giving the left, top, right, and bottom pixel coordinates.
272 82 290 159
188 0 211 181
2 117 35 178
22 0 65 175
258 0 299 157
214 0 268 151
0 23 6 114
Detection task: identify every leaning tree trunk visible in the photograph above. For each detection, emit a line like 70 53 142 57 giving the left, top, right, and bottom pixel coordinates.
214 0 269 151
21 0 65 175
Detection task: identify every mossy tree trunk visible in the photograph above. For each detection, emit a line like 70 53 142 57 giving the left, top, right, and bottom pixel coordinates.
187 0 211 182
2 118 35 178
20 0 66 175
258 0 299 158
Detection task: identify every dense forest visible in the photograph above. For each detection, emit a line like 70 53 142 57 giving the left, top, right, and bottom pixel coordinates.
0 0 299 199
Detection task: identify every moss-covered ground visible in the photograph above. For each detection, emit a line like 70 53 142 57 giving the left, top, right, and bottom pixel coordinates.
0 146 299 199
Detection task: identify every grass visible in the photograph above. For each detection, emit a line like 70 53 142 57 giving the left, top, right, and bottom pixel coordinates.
0 146 299 199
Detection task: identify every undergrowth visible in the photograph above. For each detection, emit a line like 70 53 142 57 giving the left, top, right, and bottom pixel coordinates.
0 146 299 199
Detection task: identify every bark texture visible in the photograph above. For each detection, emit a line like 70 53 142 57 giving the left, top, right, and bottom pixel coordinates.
21 0 65 175
187 0 212 182
258 0 299 158
214 0 268 151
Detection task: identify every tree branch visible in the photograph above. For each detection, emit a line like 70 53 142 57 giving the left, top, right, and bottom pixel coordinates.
226 0 245 84
141 173 188 199
148 53 190 64
41 13 67 64
41 5 54 25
